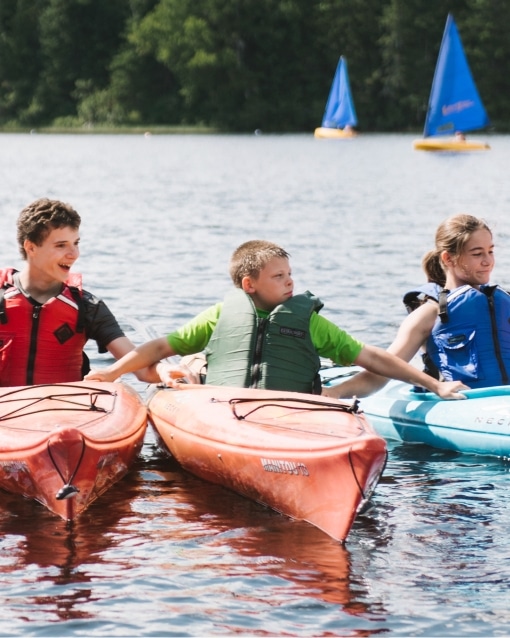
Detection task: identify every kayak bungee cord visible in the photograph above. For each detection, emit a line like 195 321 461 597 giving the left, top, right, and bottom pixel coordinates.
349 447 388 503
226 396 361 420
0 384 114 422
47 434 86 501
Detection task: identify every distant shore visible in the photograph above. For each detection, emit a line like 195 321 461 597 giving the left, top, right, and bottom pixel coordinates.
0 124 219 135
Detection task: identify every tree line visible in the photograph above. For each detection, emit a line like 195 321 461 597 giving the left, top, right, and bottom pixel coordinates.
0 0 508 133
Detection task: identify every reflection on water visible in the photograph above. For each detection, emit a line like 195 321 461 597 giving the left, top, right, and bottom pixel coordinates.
1 429 509 635
361 442 510 635
1 133 510 635
0 461 142 623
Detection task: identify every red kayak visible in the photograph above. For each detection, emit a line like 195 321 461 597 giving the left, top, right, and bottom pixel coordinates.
0 381 147 520
147 384 387 542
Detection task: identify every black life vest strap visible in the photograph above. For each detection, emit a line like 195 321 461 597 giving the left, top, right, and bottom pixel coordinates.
250 317 268 388
438 289 450 323
0 288 6 324
68 286 86 334
482 285 509 385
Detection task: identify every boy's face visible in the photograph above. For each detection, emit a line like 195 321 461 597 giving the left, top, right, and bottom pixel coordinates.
242 256 293 311
25 225 80 283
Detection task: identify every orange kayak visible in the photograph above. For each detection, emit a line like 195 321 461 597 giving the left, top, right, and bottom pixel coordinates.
0 381 147 520
147 385 387 542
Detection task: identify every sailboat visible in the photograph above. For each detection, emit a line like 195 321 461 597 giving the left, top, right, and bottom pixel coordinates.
414 14 490 151
314 56 358 139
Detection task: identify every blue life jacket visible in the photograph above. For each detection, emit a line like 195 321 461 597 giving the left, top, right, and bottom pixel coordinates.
405 283 510 388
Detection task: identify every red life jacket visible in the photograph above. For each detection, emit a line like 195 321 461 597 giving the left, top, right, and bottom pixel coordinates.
0 268 87 386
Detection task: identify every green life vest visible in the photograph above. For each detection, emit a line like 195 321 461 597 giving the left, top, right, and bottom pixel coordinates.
204 289 323 393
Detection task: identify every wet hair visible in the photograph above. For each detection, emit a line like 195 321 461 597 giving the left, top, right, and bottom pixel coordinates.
229 240 290 288
422 214 492 287
17 198 81 260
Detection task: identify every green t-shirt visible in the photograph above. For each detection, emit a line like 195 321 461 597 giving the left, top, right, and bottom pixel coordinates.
167 301 364 366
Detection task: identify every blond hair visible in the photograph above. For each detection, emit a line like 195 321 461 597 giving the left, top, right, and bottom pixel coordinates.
229 240 290 288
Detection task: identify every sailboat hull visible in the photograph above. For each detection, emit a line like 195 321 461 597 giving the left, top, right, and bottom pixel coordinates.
413 137 490 151
314 127 357 139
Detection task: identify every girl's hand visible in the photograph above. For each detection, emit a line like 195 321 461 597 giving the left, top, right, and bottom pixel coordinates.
436 380 469 400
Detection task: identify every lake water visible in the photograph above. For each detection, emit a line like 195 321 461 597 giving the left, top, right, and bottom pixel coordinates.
0 131 509 637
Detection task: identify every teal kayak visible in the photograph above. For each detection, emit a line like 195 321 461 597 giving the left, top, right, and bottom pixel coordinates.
321 365 510 458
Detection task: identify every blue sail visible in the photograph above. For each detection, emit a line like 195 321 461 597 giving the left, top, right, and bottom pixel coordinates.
321 56 358 129
424 14 489 137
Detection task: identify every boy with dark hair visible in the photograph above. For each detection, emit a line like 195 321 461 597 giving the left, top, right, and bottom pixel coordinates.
0 198 159 386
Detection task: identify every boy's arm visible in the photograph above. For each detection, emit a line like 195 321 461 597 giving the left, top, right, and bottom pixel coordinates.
323 301 438 398
85 303 222 384
85 337 174 383
326 344 468 400
105 336 162 383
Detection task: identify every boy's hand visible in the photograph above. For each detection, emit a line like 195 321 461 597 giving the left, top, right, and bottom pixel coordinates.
156 362 200 387
84 368 118 383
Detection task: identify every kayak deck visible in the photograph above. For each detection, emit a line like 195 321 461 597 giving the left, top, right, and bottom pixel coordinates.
0 381 147 519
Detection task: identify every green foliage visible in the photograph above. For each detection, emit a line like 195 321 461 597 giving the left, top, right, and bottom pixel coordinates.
33 0 132 124
0 0 508 131
0 0 46 123
461 0 510 131
312 0 386 129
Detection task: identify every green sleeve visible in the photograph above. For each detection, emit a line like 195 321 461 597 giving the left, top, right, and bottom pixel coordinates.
309 312 364 365
166 302 222 355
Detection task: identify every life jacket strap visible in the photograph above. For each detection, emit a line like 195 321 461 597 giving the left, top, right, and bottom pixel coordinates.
0 289 6 325
482 285 509 384
68 286 85 333
438 289 450 323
